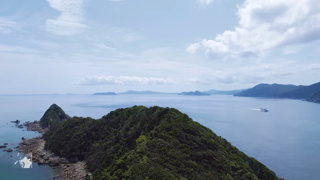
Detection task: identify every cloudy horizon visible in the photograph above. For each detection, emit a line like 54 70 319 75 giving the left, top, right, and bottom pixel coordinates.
1 0 320 94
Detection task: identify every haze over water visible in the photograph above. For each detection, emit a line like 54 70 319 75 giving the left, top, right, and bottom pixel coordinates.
0 94 319 180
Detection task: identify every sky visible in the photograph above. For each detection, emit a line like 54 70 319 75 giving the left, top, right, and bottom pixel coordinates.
0 0 320 94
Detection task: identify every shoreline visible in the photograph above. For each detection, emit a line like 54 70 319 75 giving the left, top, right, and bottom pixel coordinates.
17 121 88 180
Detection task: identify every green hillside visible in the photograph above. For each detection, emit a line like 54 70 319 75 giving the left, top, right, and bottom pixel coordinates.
234 84 300 98
44 105 278 180
39 104 70 128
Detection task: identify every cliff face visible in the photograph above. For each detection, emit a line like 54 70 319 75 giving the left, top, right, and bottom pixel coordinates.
43 105 278 180
39 104 70 128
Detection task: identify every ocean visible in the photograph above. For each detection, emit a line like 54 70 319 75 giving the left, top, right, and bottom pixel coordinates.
0 94 319 180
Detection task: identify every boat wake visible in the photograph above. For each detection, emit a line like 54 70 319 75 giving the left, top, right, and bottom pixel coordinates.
246 108 261 111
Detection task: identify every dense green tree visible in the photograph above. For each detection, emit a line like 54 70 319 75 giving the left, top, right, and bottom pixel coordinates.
44 105 279 180
39 104 70 128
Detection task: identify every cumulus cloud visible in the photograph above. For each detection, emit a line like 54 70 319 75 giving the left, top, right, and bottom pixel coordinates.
76 75 175 85
186 43 200 54
197 0 214 7
0 18 18 34
46 0 86 36
188 0 320 59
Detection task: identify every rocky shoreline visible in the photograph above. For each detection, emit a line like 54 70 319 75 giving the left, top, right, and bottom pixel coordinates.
16 121 89 180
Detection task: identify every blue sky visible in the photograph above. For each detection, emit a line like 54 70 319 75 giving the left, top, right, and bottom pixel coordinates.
1 0 320 94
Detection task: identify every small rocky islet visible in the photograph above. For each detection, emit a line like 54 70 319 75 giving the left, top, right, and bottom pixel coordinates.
8 104 284 180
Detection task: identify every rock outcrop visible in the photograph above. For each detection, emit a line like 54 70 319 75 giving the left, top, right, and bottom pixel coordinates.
39 104 70 128
18 136 87 180
3 148 13 152
11 120 20 124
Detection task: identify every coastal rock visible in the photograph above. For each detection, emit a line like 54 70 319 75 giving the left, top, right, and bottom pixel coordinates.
0 146 7 148
59 158 70 164
38 159 46 165
3 148 13 152
11 120 20 124
53 175 61 179
48 158 60 166
43 155 49 161
39 153 45 158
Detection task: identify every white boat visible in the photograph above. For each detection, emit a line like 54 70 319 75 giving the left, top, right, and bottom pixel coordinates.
260 108 269 112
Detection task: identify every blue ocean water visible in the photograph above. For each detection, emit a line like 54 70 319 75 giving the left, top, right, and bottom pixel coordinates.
0 94 319 180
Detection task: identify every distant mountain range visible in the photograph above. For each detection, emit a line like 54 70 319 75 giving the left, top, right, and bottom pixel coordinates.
119 90 168 94
178 91 210 96
280 82 320 99
202 89 245 95
93 92 117 95
234 84 300 98
234 82 320 101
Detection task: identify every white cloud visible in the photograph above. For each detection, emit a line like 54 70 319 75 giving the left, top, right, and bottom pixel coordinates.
0 18 18 34
76 75 175 85
94 42 116 51
197 0 214 7
46 0 86 36
189 0 320 59
189 62 320 85
0 45 40 54
186 43 200 54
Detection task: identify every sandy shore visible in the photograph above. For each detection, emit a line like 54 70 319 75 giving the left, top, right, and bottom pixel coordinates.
17 121 89 180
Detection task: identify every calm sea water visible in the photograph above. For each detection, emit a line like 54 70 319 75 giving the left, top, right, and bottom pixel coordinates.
0 94 319 180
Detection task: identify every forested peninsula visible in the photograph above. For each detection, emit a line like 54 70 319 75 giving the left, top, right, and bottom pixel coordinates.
234 82 320 102
39 104 280 180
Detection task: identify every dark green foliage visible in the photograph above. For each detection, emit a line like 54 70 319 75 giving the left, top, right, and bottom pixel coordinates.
307 91 320 103
44 106 279 180
39 104 70 128
234 84 300 98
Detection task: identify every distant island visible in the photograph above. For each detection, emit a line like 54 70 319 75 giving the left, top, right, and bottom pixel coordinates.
178 91 210 96
202 89 245 95
93 92 117 95
36 104 278 180
234 82 320 102
119 90 167 94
